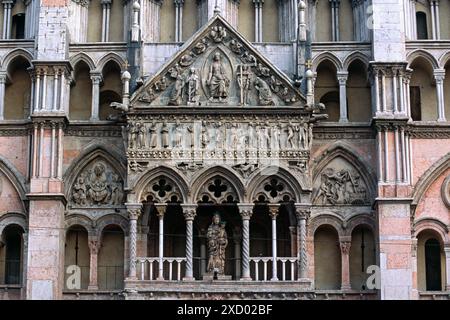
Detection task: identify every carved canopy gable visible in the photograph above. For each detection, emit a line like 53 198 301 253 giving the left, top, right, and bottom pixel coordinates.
131 14 306 107
312 157 371 206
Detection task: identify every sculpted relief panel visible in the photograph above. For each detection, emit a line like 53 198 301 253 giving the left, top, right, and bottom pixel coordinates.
312 157 370 206
134 19 303 107
70 160 124 208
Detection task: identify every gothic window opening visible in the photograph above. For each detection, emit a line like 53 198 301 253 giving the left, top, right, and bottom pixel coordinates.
425 238 442 291
314 225 341 289
416 11 428 39
98 225 124 290
1 225 23 285
12 13 25 39
417 231 445 292
349 225 375 290
69 61 92 120
347 59 371 122
410 57 436 121
315 60 340 122
100 60 122 120
4 56 31 120
64 226 89 290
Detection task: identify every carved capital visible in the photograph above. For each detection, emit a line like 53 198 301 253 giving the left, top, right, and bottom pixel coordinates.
295 207 311 221
340 241 351 255
238 203 254 220
268 204 280 219
88 239 101 254
182 204 197 221
128 208 141 220
154 203 167 218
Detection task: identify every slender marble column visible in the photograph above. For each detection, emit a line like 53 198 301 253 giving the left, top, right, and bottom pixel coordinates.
434 70 446 122
444 246 450 290
340 240 351 290
182 204 197 281
88 238 100 290
238 203 253 280
0 72 6 120
90 74 102 121
268 204 280 281
155 203 166 280
337 71 348 122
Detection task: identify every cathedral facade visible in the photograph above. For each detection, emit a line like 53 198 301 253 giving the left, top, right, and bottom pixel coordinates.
0 0 449 301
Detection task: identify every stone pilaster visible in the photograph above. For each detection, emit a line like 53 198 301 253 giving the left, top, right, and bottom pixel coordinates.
295 204 310 281
339 239 351 290
88 238 100 290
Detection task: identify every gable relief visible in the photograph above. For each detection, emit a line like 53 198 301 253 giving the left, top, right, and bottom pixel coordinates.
312 157 370 206
70 160 124 208
134 20 302 107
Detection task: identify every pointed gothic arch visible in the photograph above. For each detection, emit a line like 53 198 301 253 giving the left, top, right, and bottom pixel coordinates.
69 52 96 72
132 165 189 204
191 166 245 204
0 48 33 72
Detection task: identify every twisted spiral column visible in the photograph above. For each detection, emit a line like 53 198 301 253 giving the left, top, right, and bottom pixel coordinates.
127 206 142 280
295 204 310 280
238 203 254 280
182 204 197 280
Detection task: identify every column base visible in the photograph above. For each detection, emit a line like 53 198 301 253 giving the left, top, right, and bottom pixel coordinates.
240 276 252 281
156 276 165 281
183 276 195 281
88 285 99 290
125 276 138 281
341 284 351 290
270 277 279 281
339 118 349 123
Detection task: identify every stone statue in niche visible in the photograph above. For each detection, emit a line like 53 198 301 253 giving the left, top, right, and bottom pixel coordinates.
254 77 274 106
201 121 210 149
128 123 137 149
207 52 230 102
168 74 185 106
70 161 124 207
214 122 224 149
286 121 295 149
206 213 228 277
187 124 195 148
186 68 200 105
161 122 170 148
314 168 368 205
296 121 307 149
136 122 146 149
149 121 158 148
237 64 252 106
174 120 184 148
210 25 227 43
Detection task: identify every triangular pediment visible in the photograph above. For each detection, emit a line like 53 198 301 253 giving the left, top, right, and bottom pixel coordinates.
131 14 306 107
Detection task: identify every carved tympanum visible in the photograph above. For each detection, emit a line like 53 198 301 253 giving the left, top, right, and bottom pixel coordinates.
71 161 124 207
313 168 368 205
